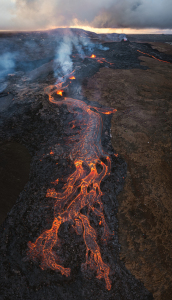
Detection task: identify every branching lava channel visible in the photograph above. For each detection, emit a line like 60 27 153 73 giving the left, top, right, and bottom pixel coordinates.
27 84 117 290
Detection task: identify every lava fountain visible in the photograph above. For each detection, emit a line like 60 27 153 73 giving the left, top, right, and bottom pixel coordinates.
27 83 117 290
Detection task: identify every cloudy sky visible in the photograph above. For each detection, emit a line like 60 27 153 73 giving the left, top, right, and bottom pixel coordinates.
1 0 172 32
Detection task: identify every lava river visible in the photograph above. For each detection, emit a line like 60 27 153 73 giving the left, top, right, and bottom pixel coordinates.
27 84 117 290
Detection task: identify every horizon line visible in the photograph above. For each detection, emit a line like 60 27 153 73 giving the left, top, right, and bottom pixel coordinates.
0 26 172 34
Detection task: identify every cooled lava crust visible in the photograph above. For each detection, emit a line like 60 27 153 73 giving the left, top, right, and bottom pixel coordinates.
0 29 169 299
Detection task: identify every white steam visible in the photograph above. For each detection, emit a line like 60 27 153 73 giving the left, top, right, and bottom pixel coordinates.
0 52 16 79
0 52 16 92
56 35 73 75
54 30 109 79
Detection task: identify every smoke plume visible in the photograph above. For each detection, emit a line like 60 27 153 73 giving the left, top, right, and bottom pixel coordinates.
1 0 172 30
0 53 16 79
54 29 109 80
0 52 16 92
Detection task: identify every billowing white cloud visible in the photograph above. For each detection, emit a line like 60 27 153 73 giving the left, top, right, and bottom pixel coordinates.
0 0 16 30
0 0 172 30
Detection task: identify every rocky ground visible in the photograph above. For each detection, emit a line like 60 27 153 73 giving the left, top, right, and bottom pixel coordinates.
0 30 172 299
126 34 172 43
83 42 172 300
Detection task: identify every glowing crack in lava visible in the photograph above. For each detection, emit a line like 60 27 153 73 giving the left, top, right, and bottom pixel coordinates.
137 50 170 64
27 84 117 290
90 54 114 66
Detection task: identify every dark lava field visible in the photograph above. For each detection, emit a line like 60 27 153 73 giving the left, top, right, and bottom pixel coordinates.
0 29 172 300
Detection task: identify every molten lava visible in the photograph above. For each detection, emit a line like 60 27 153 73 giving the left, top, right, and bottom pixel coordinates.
69 76 76 80
56 90 64 96
137 50 170 64
27 83 117 290
90 54 114 66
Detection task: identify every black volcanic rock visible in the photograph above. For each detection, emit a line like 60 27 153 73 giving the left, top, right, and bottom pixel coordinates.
0 95 153 300
0 30 155 300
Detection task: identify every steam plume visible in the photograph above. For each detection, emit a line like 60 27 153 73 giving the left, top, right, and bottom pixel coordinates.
0 52 16 92
54 29 109 80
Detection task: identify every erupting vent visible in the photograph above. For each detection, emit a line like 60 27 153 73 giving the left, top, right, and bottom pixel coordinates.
69 76 76 80
27 84 117 290
56 90 64 96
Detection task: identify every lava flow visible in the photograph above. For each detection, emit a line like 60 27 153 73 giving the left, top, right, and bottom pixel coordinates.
90 54 114 66
137 50 170 63
27 84 117 290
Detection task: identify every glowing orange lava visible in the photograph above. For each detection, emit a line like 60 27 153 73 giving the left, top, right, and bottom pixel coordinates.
57 90 64 96
90 54 114 66
90 54 96 58
137 50 170 63
27 83 117 290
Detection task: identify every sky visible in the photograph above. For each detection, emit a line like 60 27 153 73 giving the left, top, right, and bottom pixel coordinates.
1 0 172 33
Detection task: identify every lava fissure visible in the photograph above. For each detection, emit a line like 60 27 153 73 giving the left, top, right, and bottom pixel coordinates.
27 84 116 290
137 49 171 63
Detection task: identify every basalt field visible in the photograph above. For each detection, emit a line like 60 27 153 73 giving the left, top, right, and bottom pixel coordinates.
0 29 172 300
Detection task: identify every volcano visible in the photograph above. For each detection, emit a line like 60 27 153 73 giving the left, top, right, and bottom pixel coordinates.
0 28 172 300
